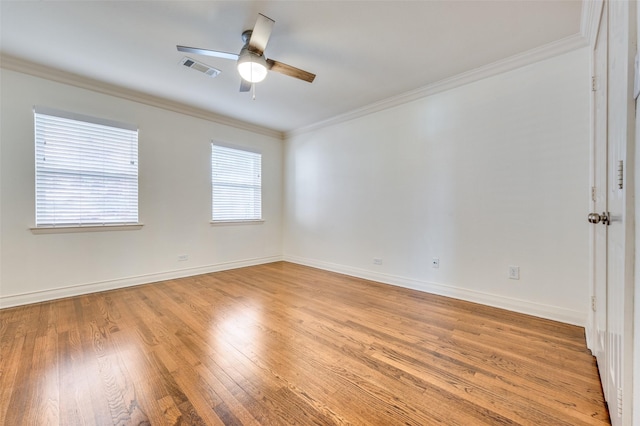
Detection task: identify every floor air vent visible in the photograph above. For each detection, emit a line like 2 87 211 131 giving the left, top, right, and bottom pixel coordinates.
180 57 221 78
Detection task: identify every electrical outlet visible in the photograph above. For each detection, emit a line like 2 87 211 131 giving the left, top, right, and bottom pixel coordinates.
432 257 439 268
178 254 189 262
373 258 383 265
508 265 520 280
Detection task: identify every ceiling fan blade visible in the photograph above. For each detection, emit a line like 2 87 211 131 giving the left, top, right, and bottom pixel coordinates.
239 79 251 92
266 59 316 83
177 45 238 61
248 13 275 55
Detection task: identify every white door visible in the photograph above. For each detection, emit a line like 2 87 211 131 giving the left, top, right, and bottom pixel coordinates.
605 1 633 423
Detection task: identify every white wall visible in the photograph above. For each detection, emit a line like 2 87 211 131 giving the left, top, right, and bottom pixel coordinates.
284 48 591 326
0 47 593 328
0 70 283 307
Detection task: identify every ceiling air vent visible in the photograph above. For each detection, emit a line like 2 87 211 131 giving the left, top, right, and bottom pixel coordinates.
180 57 221 78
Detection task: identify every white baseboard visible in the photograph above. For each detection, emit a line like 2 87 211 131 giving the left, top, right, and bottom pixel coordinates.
584 321 594 353
2 255 588 327
584 309 596 353
284 255 587 327
0 255 283 309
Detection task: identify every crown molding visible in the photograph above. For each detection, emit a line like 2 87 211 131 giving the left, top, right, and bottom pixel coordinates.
287 33 588 139
2 20 592 143
0 54 284 140
580 0 604 47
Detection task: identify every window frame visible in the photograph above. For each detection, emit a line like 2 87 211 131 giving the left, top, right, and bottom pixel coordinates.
210 142 263 224
33 106 141 231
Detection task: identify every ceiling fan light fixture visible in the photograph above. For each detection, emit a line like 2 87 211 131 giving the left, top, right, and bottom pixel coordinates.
237 49 268 83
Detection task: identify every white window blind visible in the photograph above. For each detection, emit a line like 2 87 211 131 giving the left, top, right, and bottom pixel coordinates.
34 107 139 227
211 144 262 222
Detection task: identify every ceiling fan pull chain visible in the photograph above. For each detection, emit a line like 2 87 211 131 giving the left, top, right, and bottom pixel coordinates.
252 82 256 100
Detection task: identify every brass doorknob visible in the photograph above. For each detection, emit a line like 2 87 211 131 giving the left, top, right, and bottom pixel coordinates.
588 212 610 225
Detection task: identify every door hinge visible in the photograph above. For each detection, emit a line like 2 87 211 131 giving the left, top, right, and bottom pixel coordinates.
592 76 597 91
617 161 623 189
591 186 596 202
617 387 623 417
591 296 596 312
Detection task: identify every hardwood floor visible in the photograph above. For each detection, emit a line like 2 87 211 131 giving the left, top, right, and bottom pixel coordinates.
0 262 609 425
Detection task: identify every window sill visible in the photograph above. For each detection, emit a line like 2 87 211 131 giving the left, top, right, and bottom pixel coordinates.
210 219 265 226
30 223 144 234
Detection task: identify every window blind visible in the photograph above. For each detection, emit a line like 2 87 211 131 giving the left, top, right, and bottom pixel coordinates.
34 108 139 226
211 144 262 221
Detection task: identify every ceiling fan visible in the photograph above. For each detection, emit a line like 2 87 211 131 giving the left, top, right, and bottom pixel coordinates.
177 13 316 92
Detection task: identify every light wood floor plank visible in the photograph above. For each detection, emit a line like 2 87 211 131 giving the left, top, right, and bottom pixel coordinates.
0 261 609 425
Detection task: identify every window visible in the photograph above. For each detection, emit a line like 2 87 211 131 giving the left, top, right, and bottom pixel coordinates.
211 144 262 222
34 107 139 227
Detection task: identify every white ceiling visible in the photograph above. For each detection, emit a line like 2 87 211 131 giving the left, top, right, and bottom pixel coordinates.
0 1 584 134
